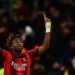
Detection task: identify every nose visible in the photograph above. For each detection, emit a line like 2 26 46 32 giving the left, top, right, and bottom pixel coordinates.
18 42 23 46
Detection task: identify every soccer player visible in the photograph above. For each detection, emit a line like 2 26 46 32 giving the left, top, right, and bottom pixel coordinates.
0 14 51 75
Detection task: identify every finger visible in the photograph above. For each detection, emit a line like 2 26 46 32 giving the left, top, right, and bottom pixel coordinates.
43 13 47 21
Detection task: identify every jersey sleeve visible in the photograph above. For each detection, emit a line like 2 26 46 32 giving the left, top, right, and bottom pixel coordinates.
27 45 39 57
2 49 9 58
0 48 10 60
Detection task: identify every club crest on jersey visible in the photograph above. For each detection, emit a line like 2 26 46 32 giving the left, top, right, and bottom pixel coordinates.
11 58 27 71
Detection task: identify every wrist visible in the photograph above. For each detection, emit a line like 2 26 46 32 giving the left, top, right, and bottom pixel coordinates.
45 21 51 33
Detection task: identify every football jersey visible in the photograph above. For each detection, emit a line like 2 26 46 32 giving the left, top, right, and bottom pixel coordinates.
1 45 39 75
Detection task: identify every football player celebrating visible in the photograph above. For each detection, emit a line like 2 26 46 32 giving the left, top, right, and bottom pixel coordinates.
0 13 51 75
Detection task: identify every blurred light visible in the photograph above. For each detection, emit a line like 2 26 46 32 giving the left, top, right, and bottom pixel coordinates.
0 68 4 75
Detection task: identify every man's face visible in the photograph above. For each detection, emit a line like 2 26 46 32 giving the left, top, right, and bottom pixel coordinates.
11 37 24 52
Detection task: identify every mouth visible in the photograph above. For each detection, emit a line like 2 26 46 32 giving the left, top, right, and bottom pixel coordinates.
15 46 23 53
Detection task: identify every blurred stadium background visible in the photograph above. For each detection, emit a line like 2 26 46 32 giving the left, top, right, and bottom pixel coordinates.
0 0 75 75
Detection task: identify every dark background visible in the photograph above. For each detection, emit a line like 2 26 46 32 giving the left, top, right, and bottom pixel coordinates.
0 0 75 75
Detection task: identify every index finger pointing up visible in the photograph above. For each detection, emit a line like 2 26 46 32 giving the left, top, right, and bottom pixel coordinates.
43 13 47 21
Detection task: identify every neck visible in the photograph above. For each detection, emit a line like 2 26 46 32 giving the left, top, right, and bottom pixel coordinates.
12 50 23 58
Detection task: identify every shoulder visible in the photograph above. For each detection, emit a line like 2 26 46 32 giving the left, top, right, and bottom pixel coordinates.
21 48 27 54
2 49 12 57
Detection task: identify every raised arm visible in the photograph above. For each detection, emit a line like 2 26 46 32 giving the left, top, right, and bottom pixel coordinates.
38 13 51 54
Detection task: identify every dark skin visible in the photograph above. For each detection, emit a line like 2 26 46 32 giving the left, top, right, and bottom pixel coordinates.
11 38 24 51
10 37 24 57
8 14 51 57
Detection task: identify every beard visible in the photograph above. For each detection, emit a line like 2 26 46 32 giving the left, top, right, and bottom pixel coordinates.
11 46 23 58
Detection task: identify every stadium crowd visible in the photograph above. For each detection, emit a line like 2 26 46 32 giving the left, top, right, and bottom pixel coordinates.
0 0 75 75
